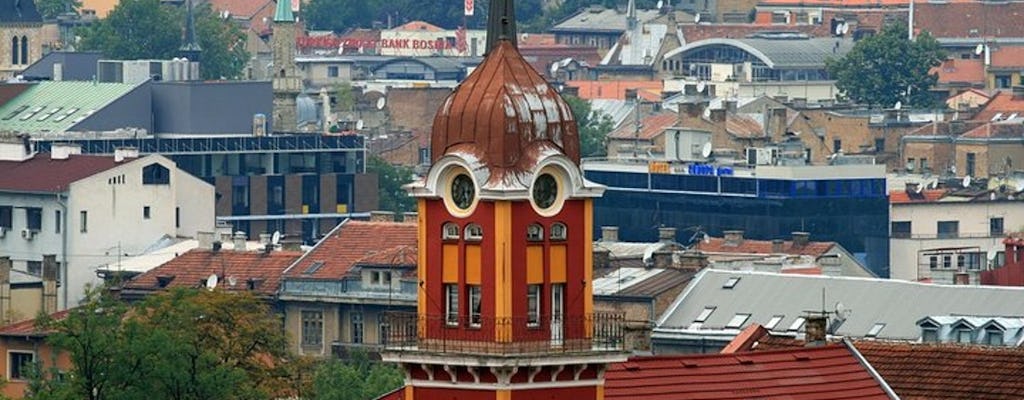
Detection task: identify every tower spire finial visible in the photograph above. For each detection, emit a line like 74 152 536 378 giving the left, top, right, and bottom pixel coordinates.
179 0 202 60
486 0 517 53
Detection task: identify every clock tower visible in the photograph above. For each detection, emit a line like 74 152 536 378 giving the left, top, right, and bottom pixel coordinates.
381 0 627 399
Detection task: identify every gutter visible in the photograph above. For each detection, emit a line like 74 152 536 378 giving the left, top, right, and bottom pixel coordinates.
843 338 901 400
56 191 68 310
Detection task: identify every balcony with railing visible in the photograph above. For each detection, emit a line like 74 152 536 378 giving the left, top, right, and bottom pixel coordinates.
380 312 625 356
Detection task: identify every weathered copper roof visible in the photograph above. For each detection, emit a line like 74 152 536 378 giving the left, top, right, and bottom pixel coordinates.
430 40 580 177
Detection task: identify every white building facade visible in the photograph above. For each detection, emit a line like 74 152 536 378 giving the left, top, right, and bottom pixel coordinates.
0 142 214 308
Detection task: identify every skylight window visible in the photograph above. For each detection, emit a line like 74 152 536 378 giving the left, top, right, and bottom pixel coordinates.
722 277 740 289
37 107 62 121
866 323 886 337
303 261 325 275
3 105 28 120
19 106 43 121
52 108 79 122
726 313 751 329
765 315 785 330
694 307 715 323
788 317 806 332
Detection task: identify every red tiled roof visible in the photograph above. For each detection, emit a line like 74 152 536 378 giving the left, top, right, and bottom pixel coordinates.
394 21 443 31
124 249 302 296
605 344 890 399
961 122 1024 139
889 189 947 204
0 154 118 193
566 80 663 100
285 220 418 279
207 0 274 18
990 46 1024 69
0 309 70 337
854 340 1024 400
932 58 985 84
696 237 835 258
726 114 764 138
973 91 1024 122
758 0 906 6
607 112 677 140
518 33 556 47
915 1 1024 39
782 266 823 275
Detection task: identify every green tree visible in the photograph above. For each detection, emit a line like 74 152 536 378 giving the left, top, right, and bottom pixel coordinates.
77 0 248 80
368 155 416 213
311 351 403 400
564 95 613 158
34 0 81 20
825 22 944 108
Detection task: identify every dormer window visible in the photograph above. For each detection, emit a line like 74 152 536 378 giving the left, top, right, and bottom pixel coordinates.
921 324 939 343
527 224 544 241
956 327 973 344
442 222 460 240
986 327 1004 346
550 222 567 241
464 223 483 241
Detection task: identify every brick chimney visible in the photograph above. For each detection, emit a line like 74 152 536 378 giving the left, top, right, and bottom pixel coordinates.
678 100 708 128
593 247 611 270
771 239 785 253
792 232 810 248
0 257 10 324
723 230 744 246
658 226 677 243
804 314 827 345
769 108 787 139
232 231 247 251
601 226 619 242
42 255 58 314
676 250 709 271
652 249 673 269
370 211 396 222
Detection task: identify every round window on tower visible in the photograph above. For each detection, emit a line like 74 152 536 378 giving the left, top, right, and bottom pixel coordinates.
443 168 479 217
530 170 565 216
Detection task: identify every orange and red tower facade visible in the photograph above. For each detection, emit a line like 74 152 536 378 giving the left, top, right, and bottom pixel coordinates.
380 1 626 399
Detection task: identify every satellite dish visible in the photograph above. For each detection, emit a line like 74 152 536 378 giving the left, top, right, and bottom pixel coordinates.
271 231 281 245
841 23 849 35
657 0 664 8
950 165 957 174
356 120 365 130
376 97 386 110
894 101 902 110
701 142 713 158
963 175 972 187
696 81 707 94
206 274 219 290
835 24 842 36
915 184 923 194
834 302 850 320
227 276 237 287
694 13 701 24
975 44 985 55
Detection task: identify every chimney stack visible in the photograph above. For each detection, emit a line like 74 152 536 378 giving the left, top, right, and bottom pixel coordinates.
724 100 737 113
771 239 785 253
42 255 58 314
258 233 272 245
658 227 677 243
50 143 82 160
370 211 396 222
232 231 247 251
676 250 709 271
197 231 214 250
113 147 139 163
723 230 744 246
678 100 708 128
601 226 619 242
804 314 827 345
403 212 418 223
792 232 810 247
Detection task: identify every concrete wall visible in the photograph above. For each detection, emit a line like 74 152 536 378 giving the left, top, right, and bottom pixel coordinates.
0 192 61 273
298 60 354 87
151 81 272 134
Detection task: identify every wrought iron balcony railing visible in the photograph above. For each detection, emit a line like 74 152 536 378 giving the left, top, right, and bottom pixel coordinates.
380 312 625 356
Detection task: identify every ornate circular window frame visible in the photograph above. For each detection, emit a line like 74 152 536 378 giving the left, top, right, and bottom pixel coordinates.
530 166 567 217
441 166 479 218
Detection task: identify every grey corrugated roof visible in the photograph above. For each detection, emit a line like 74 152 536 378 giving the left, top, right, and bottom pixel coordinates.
655 269 1024 341
551 7 662 33
665 37 855 69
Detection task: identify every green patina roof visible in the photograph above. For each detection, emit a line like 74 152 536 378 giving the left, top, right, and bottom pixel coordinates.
273 0 293 23
0 81 140 133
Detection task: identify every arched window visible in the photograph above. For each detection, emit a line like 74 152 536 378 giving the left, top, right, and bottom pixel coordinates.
10 37 18 65
464 223 483 241
550 222 567 241
142 163 170 185
526 223 543 241
20 36 27 66
442 222 460 240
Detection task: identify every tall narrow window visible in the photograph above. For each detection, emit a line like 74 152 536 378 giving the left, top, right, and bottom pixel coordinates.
468 285 481 327
20 36 27 66
143 206 151 220
966 153 976 177
351 311 364 344
0 206 11 228
990 217 1004 237
175 207 180 228
25 207 41 231
79 211 88 233
10 37 17 65
527 284 541 327
54 210 61 233
445 284 459 326
300 310 323 347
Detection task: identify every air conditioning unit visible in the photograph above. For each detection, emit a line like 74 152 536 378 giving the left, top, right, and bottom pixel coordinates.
746 147 778 166
21 228 35 240
0 226 6 238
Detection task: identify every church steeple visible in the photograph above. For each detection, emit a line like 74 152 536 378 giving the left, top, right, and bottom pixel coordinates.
627 0 638 30
179 0 201 62
485 0 517 52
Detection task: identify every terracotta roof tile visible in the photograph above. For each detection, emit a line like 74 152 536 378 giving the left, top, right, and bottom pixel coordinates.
973 91 1024 122
990 46 1024 69
696 237 835 258
0 309 70 337
0 154 118 193
932 58 985 84
285 220 417 279
518 33 556 46
207 0 274 18
394 21 444 32
124 249 301 296
889 189 947 204
915 1 1024 38
607 112 677 140
566 80 663 100
854 340 1024 399
605 344 890 399
961 122 1024 139
758 0 906 6
726 114 764 138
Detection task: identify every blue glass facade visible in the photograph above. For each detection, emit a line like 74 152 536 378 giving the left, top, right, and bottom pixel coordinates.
585 170 890 277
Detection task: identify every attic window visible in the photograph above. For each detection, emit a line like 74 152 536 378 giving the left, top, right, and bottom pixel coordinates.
19 106 43 121
527 224 544 241
442 222 460 240
986 327 1004 346
36 107 61 121
52 108 78 122
464 223 483 241
956 327 973 344
723 277 740 289
156 275 175 288
550 222 567 241
765 315 785 330
303 261 325 275
726 313 751 329
788 317 806 332
866 323 886 337
921 322 939 343
694 307 716 323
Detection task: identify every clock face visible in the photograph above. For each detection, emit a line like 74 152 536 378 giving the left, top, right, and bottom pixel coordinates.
533 173 558 209
450 174 475 210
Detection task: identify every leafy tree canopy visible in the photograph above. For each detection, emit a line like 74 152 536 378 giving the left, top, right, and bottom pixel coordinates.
564 95 614 158
825 22 945 108
77 0 248 80
35 0 81 20
367 155 416 214
310 350 403 400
